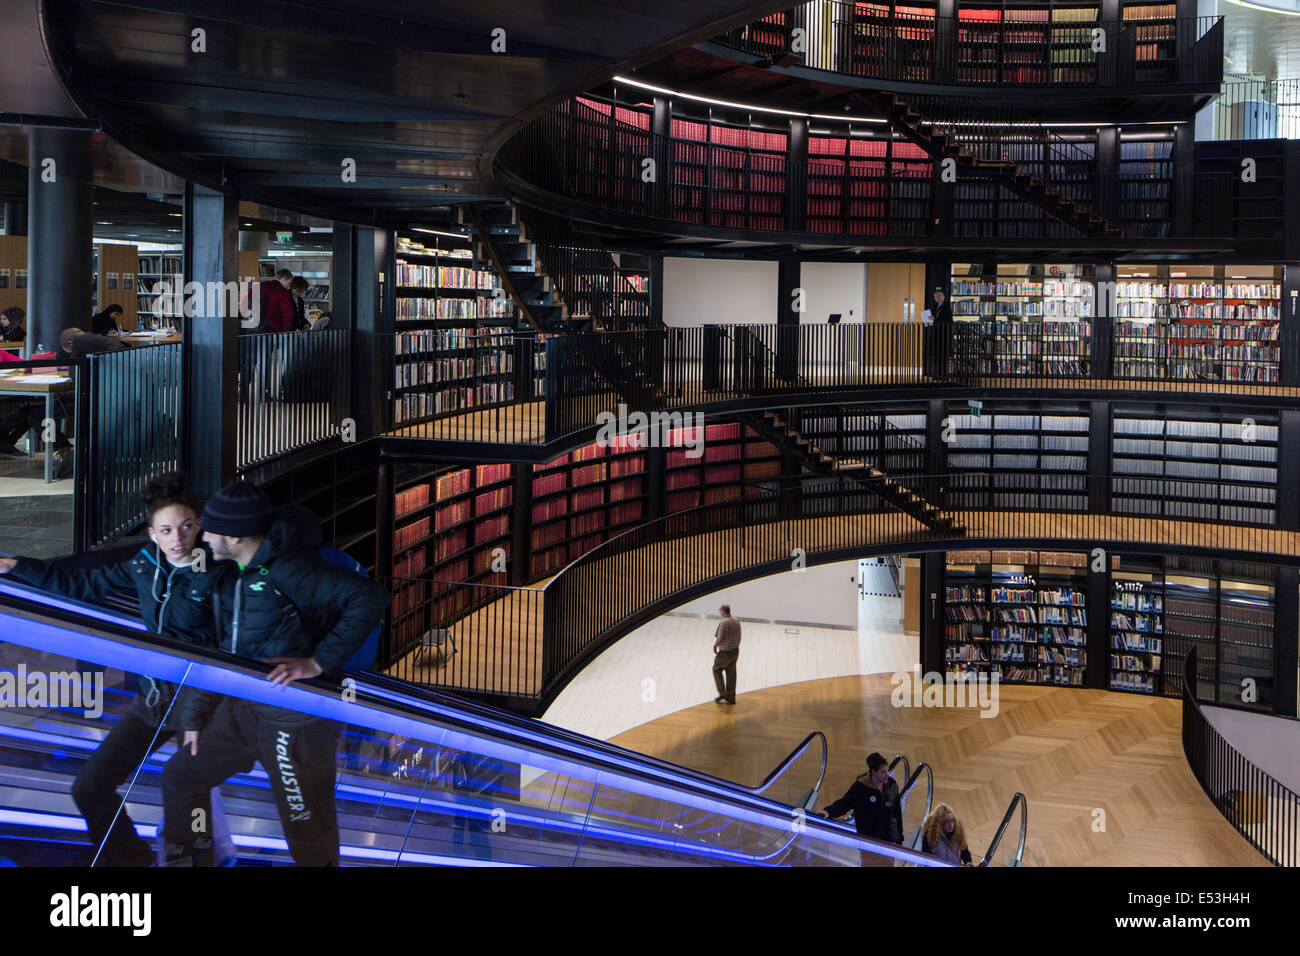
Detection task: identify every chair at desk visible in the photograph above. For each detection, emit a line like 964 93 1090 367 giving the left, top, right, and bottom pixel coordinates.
413 627 457 666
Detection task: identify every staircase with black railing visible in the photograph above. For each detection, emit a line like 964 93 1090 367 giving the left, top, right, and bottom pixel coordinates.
460 202 568 332
745 409 965 535
857 90 1123 239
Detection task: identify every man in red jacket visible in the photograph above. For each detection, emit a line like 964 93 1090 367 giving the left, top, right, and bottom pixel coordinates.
259 269 295 333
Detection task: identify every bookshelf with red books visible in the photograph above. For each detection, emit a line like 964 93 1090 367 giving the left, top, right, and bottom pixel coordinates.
664 423 783 514
529 434 649 577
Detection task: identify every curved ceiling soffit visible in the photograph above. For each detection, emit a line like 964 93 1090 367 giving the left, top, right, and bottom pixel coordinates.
474 0 803 184
38 0 798 228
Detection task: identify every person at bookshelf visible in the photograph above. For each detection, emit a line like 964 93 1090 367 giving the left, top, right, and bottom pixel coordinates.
712 603 742 705
289 276 311 332
817 752 904 865
0 306 24 342
0 472 236 867
920 804 974 866
258 268 296 333
923 286 953 380
160 481 389 867
91 303 125 336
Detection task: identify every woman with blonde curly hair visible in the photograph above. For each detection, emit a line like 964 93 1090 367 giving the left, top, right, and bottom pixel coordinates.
921 803 974 865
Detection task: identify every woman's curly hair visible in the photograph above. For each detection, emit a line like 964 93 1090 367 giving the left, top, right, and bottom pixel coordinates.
921 803 968 854
140 471 200 524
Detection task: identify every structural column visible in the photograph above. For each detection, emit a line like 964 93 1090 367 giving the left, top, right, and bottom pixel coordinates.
776 255 800 380
336 225 394 442
651 96 672 219
1273 567 1298 718
181 182 239 498
26 128 93 355
786 118 808 233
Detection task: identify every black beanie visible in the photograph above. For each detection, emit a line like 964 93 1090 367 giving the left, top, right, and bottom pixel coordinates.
201 480 274 537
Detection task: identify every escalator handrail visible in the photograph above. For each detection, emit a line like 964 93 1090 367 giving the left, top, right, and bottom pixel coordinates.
753 730 828 799
978 792 1029 867
898 762 934 821
0 579 948 865
889 753 910 790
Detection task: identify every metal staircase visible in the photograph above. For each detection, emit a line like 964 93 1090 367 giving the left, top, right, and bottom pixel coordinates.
745 409 965 536
459 202 568 331
858 90 1123 240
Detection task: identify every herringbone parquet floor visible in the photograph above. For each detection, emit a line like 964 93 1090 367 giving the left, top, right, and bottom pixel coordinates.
608 674 1268 866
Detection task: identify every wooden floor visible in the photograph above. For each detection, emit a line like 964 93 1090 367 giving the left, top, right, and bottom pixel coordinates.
385 507 1300 701
608 674 1268 866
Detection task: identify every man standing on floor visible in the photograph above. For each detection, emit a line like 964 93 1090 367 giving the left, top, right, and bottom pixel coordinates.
712 603 741 705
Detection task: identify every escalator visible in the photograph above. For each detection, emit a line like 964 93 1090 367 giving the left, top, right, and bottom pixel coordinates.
0 579 950 868
977 792 1031 867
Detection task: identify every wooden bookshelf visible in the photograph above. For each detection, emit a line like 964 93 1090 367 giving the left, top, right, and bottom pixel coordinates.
663 422 782 515
806 131 931 237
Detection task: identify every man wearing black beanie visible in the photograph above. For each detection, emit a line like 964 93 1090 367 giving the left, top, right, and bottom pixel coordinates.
160 479 389 867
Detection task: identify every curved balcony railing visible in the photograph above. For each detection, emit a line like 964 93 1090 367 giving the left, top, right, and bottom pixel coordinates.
386 323 1300 449
1182 649 1297 866
383 469 1300 712
711 6 1223 90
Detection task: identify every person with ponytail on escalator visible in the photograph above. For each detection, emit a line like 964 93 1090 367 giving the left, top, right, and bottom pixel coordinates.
0 472 233 867
817 751 904 867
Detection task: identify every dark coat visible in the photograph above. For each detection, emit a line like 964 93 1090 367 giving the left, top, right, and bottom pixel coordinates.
824 776 904 843
177 505 389 729
8 544 216 728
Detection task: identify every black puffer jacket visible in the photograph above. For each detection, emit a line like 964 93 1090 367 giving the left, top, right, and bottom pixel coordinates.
177 505 389 730
823 776 904 844
7 543 216 728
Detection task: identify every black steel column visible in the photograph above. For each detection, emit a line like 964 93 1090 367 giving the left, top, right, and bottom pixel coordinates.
27 129 93 355
920 551 944 673
331 224 355 330
652 96 671 219
1283 264 1300 388
351 227 394 441
1089 400 1112 515
1273 567 1298 718
181 182 239 497
510 465 533 586
935 0 957 85
787 118 808 233
1278 410 1300 532
2 203 27 236
776 255 800 380
645 444 667 521
1285 143 1300 263
1173 123 1195 237
1086 560 1110 689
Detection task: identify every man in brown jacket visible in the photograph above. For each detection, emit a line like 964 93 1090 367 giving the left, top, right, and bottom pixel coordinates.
712 603 742 705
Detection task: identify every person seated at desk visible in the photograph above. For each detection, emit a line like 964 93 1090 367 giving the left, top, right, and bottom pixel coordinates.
60 327 128 362
0 307 24 343
91 304 125 336
0 345 72 476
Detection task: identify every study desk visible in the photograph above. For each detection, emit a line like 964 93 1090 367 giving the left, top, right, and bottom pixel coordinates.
0 371 74 483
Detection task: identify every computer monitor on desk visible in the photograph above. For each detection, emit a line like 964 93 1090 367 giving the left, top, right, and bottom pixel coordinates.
827 313 842 325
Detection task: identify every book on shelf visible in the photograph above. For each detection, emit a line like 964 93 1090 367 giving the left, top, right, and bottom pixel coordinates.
396 484 430 518
396 516 432 550
435 469 472 499
434 501 470 532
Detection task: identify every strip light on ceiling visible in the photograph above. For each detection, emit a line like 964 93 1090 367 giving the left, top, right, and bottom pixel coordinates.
612 75 1182 128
